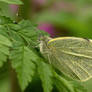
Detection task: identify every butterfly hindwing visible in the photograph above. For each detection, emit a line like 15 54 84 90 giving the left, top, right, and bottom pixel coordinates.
47 37 92 81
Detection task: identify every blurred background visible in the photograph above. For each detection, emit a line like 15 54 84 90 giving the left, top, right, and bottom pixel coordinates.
2 0 92 92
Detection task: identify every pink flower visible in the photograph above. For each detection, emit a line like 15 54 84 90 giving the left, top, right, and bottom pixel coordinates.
38 23 55 37
10 5 18 13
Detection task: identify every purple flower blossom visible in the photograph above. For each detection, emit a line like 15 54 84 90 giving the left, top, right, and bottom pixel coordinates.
10 5 18 13
38 23 55 37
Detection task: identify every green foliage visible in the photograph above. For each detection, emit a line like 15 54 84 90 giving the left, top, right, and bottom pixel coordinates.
0 0 22 18
0 34 12 67
38 62 53 92
10 42 36 91
0 16 86 92
0 0 23 5
0 34 11 46
0 63 11 92
35 10 92 38
53 72 86 92
0 0 91 91
54 72 75 92
0 2 11 17
0 16 12 24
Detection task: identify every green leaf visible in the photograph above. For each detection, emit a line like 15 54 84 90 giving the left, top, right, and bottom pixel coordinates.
6 28 24 43
8 20 49 46
70 81 87 92
10 42 36 91
0 0 23 5
38 62 53 92
54 72 86 92
0 63 11 92
0 16 12 25
0 34 12 46
54 72 75 92
0 2 11 17
0 34 12 67
0 52 8 68
0 25 24 43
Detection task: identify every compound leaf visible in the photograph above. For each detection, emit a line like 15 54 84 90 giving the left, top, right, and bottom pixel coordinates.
10 43 36 91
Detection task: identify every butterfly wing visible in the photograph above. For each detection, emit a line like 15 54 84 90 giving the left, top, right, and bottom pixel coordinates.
48 37 92 81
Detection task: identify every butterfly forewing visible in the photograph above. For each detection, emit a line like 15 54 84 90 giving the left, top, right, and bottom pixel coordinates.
47 37 92 81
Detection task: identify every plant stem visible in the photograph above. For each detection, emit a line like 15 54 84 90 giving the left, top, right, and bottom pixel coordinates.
16 0 32 22
9 61 21 92
10 67 22 92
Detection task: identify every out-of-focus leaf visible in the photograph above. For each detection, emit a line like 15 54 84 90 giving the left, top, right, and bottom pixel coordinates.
0 0 23 5
0 2 11 17
57 0 92 5
35 11 75 24
35 11 92 38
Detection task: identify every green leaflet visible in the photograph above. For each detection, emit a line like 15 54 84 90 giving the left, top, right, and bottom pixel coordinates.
0 16 12 25
0 34 12 46
38 62 53 92
7 20 49 46
17 20 49 46
0 34 12 67
10 43 36 91
54 72 86 92
54 72 75 92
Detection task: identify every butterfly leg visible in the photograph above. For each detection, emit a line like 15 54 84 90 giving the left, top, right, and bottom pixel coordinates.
47 54 52 64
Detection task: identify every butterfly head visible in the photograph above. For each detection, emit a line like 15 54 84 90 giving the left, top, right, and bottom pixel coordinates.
39 36 51 43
